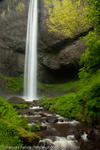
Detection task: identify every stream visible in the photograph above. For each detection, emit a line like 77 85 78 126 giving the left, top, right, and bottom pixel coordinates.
9 98 100 150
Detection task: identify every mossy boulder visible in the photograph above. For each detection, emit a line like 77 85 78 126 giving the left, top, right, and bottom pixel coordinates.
0 119 39 146
0 96 40 146
17 128 39 145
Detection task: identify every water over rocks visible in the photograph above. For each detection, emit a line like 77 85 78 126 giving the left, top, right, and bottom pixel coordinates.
9 98 100 150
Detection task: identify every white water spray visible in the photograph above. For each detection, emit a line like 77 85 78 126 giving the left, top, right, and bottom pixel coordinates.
24 0 38 101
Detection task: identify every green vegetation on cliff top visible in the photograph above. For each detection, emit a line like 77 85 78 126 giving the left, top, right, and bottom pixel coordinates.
45 0 91 37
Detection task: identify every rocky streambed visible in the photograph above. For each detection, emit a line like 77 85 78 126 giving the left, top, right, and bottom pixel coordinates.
8 97 100 150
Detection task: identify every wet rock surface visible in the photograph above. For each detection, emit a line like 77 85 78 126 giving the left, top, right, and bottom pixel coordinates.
11 98 100 150
0 0 91 83
46 117 58 123
8 97 27 104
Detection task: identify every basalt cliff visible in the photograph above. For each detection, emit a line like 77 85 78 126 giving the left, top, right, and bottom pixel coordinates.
0 0 91 83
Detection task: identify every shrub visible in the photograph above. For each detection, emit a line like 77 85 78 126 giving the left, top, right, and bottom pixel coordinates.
41 70 100 123
0 96 30 130
45 0 91 37
0 97 39 147
13 104 29 109
0 119 23 147
79 32 100 77
32 124 40 132
0 74 23 93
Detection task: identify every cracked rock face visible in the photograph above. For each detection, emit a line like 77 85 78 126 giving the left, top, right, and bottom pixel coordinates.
41 40 86 70
0 0 87 82
39 39 86 82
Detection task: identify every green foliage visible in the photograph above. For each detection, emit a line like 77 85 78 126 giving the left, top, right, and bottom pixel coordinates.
79 32 100 77
32 124 40 131
80 70 100 122
1 10 6 19
45 0 91 37
78 31 100 123
85 98 100 121
38 80 80 96
42 92 82 119
86 0 100 31
41 94 82 120
78 0 100 121
0 96 40 147
13 104 29 109
0 96 30 130
0 74 23 93
0 119 23 147
5 77 23 93
0 119 39 148
16 2 25 13
17 127 39 145
41 70 100 123
0 97 31 147
0 1 25 20
0 96 20 124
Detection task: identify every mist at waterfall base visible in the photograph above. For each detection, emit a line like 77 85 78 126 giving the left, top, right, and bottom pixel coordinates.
23 0 38 101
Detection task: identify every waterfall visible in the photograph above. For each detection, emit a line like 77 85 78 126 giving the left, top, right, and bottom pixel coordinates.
24 0 38 101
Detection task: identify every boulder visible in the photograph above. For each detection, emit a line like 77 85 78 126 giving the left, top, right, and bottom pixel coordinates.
17 128 39 146
8 97 25 104
8 97 33 106
46 117 58 123
40 40 86 72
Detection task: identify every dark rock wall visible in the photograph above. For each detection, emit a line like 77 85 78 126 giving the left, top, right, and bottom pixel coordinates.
0 0 28 76
0 0 87 83
39 39 87 83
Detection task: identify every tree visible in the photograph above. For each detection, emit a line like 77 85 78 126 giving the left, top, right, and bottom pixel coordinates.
79 0 100 77
44 0 91 37
86 0 100 31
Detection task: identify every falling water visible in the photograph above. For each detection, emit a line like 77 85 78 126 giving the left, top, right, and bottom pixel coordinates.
24 0 38 101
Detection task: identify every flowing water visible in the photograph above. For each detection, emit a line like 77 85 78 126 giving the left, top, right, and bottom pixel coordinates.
17 100 100 150
22 0 100 149
24 0 38 101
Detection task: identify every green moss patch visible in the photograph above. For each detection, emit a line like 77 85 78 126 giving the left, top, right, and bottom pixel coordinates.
0 96 39 147
13 104 29 109
31 124 40 132
0 74 23 93
38 79 80 96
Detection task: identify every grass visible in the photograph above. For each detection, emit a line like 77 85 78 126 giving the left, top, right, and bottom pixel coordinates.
0 73 80 96
13 104 29 109
32 124 40 132
38 79 80 96
0 73 23 93
41 70 100 123
0 96 39 148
